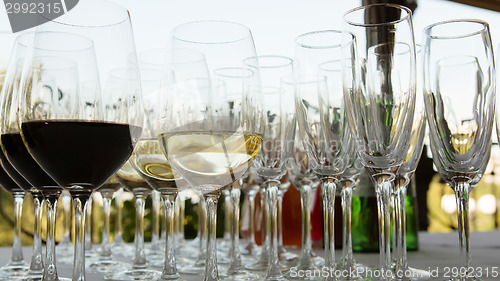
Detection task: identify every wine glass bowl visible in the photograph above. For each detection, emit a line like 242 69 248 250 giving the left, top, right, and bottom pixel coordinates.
423 19 495 281
342 4 417 277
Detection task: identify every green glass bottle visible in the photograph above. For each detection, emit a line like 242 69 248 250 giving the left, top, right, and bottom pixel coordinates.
351 169 419 252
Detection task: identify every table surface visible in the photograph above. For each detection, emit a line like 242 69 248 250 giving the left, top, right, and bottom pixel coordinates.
2 231 499 280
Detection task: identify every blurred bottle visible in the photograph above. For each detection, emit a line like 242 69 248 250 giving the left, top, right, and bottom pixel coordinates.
350 169 420 252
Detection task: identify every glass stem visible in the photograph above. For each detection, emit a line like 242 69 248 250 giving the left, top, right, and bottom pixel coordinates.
228 187 243 273
195 195 207 267
340 179 355 267
133 192 147 269
223 190 231 242
248 191 257 246
453 177 472 278
29 194 44 274
151 190 161 249
44 196 60 280
391 187 399 266
373 173 394 280
265 180 283 279
85 196 93 252
10 193 25 264
60 191 72 246
204 192 221 281
298 184 314 267
114 189 124 244
277 190 284 253
161 192 180 280
321 177 337 270
394 176 409 277
259 184 269 263
72 195 90 281
100 191 113 258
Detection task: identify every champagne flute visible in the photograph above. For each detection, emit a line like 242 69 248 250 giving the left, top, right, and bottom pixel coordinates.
211 68 261 281
343 4 417 278
423 19 495 281
294 30 352 272
315 52 370 278
245 55 295 281
240 168 261 256
391 68 429 280
286 131 321 280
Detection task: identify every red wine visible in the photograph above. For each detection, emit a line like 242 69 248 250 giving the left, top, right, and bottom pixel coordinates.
0 152 25 194
0 145 33 193
21 120 141 195
1 133 59 196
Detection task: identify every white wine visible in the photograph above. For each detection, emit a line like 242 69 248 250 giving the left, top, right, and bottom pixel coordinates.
115 160 151 193
159 131 262 194
130 139 178 193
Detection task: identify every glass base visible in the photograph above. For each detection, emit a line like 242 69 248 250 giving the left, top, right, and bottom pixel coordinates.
87 259 128 274
220 267 261 281
335 259 374 280
178 262 205 275
104 268 161 281
22 269 44 281
0 261 29 278
241 242 260 256
154 273 187 281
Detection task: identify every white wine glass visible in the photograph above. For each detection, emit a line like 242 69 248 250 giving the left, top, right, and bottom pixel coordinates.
165 20 263 281
343 4 417 278
423 19 495 281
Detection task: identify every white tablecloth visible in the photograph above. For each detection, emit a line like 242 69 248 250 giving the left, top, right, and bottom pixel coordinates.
2 231 499 280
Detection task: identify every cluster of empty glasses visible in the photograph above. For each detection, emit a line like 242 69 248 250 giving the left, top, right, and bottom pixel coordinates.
0 1 496 281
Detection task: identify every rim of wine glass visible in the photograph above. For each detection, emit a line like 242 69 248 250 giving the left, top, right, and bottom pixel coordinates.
343 3 412 28
244 55 293 69
41 0 129 27
17 31 93 52
171 20 252 44
423 19 489 40
295 30 342 49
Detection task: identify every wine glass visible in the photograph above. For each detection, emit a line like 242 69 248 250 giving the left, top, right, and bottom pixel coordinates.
87 175 128 274
423 19 495 281
1 32 88 281
0 32 44 281
245 55 295 281
285 131 321 280
137 49 167 254
166 21 263 281
390 58 429 280
210 67 261 281
128 65 186 281
294 30 352 271
160 48 211 274
240 168 261 257
342 4 417 278
102 68 160 281
19 29 142 281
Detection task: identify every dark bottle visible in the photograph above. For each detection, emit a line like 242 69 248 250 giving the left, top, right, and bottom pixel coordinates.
351 169 420 252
